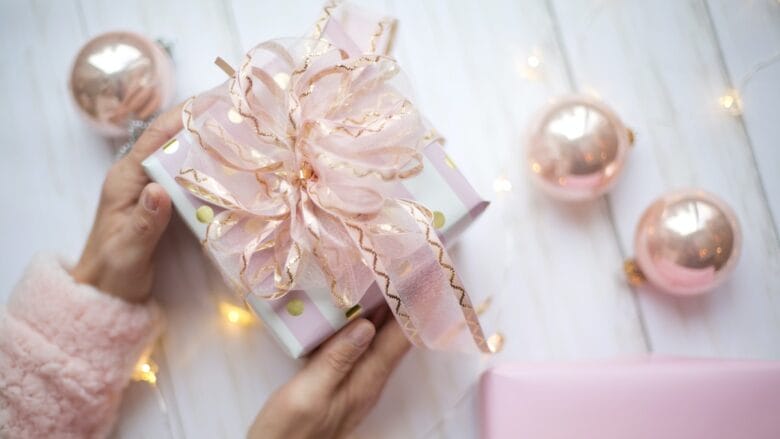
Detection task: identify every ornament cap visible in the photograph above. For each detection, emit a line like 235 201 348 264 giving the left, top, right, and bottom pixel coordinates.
627 128 636 146
623 258 646 287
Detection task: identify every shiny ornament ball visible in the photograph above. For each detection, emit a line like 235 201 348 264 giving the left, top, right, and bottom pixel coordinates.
525 95 633 201
633 189 741 295
69 31 174 137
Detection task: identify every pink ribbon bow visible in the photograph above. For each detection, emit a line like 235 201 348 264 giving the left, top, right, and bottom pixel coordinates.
175 37 490 353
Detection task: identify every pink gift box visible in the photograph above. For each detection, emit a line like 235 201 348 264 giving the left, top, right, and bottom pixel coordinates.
480 358 780 439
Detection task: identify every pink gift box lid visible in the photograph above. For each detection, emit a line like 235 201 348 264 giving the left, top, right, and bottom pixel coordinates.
480 358 780 439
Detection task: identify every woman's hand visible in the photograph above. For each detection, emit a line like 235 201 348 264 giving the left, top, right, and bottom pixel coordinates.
72 103 184 302
249 308 410 439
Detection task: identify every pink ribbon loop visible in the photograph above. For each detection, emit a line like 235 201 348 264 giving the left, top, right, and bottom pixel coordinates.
177 30 490 353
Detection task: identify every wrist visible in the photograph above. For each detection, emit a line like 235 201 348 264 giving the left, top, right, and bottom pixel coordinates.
72 256 151 302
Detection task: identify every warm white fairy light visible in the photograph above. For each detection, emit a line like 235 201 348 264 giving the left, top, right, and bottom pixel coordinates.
718 89 743 116
493 176 513 193
527 54 541 68
718 50 780 116
132 356 158 385
517 48 544 81
219 301 256 327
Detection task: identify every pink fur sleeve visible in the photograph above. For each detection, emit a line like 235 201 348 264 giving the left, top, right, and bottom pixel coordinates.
0 254 163 438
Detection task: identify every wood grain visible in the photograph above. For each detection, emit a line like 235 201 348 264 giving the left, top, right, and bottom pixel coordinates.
0 1 777 438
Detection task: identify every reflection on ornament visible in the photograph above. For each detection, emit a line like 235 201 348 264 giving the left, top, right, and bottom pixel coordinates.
525 95 633 201
627 189 741 295
69 31 174 137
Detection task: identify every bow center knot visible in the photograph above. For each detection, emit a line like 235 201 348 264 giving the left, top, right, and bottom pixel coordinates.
296 161 316 186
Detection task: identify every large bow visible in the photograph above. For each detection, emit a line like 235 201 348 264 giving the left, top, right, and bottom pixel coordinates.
176 38 490 353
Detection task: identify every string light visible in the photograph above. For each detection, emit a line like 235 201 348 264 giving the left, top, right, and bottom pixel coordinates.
718 89 743 116
719 50 780 116
493 176 513 193
517 48 544 81
527 54 541 68
219 301 256 327
132 357 158 385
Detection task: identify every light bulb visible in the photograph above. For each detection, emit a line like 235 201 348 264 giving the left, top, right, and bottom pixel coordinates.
220 302 255 327
132 357 158 385
493 176 513 193
718 89 743 116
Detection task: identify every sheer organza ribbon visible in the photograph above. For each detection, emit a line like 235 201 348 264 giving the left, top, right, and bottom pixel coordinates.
175 37 490 353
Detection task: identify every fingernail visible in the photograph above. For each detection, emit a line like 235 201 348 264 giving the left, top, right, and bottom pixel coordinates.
347 320 374 347
142 189 159 213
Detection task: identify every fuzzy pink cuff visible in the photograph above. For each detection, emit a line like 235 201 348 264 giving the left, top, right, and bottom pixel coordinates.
0 254 163 438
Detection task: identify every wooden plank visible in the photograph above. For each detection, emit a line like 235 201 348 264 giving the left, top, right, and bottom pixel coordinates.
549 0 780 358
0 1 110 296
705 0 780 234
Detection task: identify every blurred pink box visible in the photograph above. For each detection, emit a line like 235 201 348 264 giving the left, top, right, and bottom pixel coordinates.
480 358 780 439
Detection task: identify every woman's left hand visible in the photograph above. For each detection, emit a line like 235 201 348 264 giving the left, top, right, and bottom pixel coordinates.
72 103 184 302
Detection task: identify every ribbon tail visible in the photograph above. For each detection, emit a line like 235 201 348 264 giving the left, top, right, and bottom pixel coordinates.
345 200 491 353
343 221 423 347
397 200 492 353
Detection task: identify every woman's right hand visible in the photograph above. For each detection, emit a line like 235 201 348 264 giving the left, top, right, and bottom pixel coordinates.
249 308 410 439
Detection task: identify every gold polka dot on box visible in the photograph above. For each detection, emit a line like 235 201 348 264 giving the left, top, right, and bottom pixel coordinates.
195 205 214 223
433 211 446 229
285 298 304 316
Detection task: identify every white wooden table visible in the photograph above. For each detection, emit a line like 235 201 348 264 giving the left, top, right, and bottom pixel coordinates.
2 1 779 437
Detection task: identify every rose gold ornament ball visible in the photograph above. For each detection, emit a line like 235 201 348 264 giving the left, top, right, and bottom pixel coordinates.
69 31 174 137
634 189 741 295
525 95 633 201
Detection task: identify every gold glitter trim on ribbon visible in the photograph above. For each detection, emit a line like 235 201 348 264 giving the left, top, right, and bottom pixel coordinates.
311 0 339 40
344 222 421 344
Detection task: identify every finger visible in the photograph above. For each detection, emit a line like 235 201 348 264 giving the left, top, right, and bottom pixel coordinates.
121 182 173 260
297 318 376 394
337 320 411 430
367 304 389 328
344 319 410 399
127 100 186 163
371 315 412 364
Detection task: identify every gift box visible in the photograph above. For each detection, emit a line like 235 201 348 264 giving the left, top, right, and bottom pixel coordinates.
480 358 780 439
143 3 489 358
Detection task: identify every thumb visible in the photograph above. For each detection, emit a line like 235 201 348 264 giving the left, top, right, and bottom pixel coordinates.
124 183 172 259
298 319 376 393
